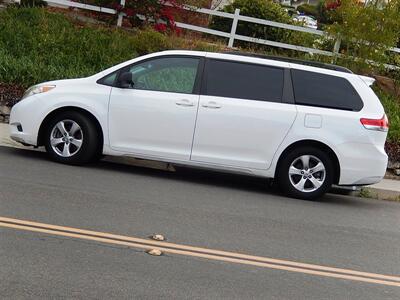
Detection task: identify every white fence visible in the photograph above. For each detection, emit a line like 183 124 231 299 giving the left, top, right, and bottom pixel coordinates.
46 0 400 63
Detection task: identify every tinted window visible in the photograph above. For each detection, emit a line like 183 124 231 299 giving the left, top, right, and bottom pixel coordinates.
205 60 284 102
291 69 363 111
127 57 200 94
99 72 117 86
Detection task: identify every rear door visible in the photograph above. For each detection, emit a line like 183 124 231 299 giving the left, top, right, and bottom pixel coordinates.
191 57 297 170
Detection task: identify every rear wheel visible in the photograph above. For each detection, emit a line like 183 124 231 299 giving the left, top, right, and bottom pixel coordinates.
277 147 334 200
44 111 100 165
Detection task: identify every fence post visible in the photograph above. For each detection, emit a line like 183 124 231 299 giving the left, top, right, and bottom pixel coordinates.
117 0 126 27
333 36 341 54
228 8 240 48
331 36 341 63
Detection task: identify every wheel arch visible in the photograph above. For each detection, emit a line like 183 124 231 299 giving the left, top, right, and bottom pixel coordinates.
275 140 341 184
37 106 104 153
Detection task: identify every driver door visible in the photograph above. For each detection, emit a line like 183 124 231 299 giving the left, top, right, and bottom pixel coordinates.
108 55 204 161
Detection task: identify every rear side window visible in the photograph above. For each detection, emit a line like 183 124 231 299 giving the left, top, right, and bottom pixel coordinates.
291 69 363 111
205 59 284 102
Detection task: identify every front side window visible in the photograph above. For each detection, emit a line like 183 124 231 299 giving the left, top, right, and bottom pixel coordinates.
205 59 284 102
291 69 363 111
101 73 117 86
126 57 200 94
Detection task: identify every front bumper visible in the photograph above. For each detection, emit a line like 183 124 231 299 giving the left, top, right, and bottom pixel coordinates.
9 98 40 146
9 122 36 146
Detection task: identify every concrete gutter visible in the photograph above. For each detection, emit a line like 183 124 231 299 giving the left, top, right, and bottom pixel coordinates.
1 123 399 200
361 181 400 201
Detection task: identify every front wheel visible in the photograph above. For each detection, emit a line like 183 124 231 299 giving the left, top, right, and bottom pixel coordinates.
277 147 334 200
44 111 100 165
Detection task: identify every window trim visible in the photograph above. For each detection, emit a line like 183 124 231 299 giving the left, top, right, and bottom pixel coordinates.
202 58 287 103
290 69 364 112
97 55 205 95
282 68 295 104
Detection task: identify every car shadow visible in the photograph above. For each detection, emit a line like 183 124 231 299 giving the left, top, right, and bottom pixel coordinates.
96 158 278 196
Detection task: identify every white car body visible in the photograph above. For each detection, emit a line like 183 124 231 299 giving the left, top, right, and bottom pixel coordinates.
10 50 388 196
293 15 318 30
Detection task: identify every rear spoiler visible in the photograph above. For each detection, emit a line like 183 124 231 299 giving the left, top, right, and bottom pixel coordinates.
359 75 376 87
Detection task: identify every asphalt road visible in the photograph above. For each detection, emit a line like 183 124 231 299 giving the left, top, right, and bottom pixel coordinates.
1 146 400 299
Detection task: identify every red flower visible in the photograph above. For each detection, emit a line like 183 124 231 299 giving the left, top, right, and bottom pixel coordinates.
326 0 341 10
154 23 168 32
111 3 123 12
124 8 135 17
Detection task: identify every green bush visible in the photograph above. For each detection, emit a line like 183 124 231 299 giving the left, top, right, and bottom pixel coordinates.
326 0 400 67
316 1 340 26
375 88 400 143
130 28 171 55
210 0 293 45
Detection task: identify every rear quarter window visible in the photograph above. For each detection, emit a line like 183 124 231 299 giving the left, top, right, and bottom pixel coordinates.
291 69 363 111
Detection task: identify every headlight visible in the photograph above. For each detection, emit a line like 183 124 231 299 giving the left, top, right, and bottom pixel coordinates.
22 85 56 99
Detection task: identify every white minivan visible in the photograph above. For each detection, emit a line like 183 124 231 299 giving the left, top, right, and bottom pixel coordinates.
10 51 389 200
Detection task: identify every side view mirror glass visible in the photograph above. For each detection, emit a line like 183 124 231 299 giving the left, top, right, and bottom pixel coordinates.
118 72 134 89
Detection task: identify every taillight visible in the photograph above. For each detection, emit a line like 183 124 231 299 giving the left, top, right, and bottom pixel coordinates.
360 114 389 132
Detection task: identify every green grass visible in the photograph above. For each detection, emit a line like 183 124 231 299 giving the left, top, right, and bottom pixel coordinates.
358 188 373 198
0 7 224 88
0 8 163 87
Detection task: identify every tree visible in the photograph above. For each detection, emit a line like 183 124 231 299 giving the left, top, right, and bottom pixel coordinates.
326 0 400 66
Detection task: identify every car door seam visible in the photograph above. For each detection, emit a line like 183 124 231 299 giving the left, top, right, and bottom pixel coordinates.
190 57 208 160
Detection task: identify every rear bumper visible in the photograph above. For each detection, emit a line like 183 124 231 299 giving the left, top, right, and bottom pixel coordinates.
337 142 388 186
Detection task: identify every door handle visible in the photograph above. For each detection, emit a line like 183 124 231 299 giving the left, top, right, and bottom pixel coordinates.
202 101 221 109
176 99 194 107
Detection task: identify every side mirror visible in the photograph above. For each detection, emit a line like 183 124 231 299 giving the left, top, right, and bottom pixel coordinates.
118 72 134 89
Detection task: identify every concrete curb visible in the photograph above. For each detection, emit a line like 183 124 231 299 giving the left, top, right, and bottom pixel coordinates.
1 122 399 201
360 184 400 202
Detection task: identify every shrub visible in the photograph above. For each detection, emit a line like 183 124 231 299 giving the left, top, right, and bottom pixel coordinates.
375 88 400 143
88 0 200 32
210 0 293 45
326 0 400 67
115 0 183 31
130 28 171 55
316 0 341 26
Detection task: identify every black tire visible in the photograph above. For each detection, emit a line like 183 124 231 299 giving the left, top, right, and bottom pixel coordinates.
277 147 334 200
44 111 101 165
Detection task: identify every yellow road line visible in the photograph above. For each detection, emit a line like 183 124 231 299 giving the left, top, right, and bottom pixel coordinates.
0 216 399 287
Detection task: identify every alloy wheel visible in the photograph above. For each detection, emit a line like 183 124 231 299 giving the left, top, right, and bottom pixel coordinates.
288 155 326 193
50 120 83 157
